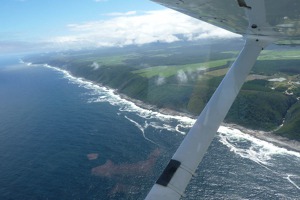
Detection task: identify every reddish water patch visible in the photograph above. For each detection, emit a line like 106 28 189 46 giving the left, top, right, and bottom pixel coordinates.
87 153 99 160
91 148 161 177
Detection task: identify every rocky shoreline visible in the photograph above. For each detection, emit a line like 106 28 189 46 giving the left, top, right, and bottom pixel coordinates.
118 90 300 153
225 123 300 153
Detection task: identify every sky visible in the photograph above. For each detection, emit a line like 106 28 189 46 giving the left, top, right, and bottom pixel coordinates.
0 0 239 54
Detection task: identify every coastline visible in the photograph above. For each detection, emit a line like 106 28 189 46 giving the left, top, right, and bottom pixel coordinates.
34 61 300 153
118 90 300 153
118 93 196 119
224 123 300 153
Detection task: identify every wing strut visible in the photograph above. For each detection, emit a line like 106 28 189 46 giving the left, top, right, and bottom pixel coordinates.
146 37 271 199
146 0 278 199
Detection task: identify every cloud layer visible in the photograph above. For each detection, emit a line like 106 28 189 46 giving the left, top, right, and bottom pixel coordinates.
49 9 240 49
2 9 240 54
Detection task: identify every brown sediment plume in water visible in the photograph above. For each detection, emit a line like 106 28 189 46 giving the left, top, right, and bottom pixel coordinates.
108 183 139 198
87 153 99 160
91 148 161 177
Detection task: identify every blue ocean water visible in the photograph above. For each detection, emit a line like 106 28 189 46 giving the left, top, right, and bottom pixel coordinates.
0 57 299 199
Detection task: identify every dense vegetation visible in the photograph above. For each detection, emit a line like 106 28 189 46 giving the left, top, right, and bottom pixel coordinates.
275 102 300 140
25 39 300 141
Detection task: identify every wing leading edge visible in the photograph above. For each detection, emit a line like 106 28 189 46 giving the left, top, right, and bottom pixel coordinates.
151 0 300 44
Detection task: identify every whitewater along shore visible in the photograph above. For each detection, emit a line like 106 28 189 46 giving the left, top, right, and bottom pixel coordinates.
224 123 300 153
118 92 300 153
32 61 300 154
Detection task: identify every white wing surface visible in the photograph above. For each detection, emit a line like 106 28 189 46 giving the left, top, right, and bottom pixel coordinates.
152 0 300 44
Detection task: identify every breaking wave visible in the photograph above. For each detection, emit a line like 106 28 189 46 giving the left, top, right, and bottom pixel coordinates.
40 63 195 136
218 126 300 190
218 126 300 161
287 174 300 190
124 115 158 145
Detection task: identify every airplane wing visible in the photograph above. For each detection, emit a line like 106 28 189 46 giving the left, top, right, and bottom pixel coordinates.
151 0 300 43
146 0 300 199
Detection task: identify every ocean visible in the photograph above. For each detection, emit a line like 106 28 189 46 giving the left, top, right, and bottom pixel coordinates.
0 57 299 199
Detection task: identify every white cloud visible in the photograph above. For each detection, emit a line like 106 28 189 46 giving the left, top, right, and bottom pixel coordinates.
156 76 166 86
104 11 137 17
94 0 108 2
91 62 100 70
49 9 240 49
177 70 188 84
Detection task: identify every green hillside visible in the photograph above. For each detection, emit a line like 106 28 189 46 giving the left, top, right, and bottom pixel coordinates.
25 40 300 141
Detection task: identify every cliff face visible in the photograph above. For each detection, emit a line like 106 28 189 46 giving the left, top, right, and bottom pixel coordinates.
25 40 300 141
